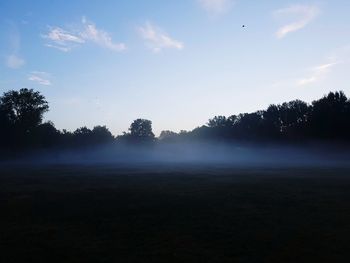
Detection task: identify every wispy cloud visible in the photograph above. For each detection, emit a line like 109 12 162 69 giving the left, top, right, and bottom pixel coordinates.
81 17 126 51
197 0 234 16
297 61 338 86
42 17 126 52
44 27 84 43
6 54 25 69
272 47 348 89
42 27 84 52
274 5 320 39
138 22 184 52
45 44 72 52
28 71 52 86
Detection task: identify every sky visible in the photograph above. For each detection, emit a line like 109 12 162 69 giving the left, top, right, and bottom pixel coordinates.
1 0 350 136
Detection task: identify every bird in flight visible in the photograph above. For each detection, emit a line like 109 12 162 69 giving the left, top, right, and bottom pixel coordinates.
242 25 246 28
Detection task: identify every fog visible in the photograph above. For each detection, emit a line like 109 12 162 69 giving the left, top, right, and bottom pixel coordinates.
4 141 349 168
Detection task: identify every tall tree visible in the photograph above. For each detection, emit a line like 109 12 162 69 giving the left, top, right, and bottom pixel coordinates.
129 119 155 141
309 91 348 139
159 130 178 141
0 88 49 133
0 89 49 149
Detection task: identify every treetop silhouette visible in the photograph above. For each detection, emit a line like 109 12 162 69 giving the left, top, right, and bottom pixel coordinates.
0 88 349 154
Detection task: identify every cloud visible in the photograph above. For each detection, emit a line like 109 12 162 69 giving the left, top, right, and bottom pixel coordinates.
6 54 25 69
197 0 234 16
272 47 348 89
44 27 84 43
297 61 338 86
42 17 126 52
28 71 52 86
42 27 84 52
274 5 320 38
81 17 126 51
138 22 184 52
44 44 72 52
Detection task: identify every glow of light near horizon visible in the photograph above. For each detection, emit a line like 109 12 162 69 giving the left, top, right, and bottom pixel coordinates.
1 0 350 136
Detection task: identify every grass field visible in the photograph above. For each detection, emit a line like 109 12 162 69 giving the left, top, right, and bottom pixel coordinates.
1 165 350 262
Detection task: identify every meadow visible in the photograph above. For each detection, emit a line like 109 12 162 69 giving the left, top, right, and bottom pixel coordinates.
1 164 350 262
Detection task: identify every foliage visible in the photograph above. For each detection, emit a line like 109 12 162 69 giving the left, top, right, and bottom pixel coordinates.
0 88 350 154
118 118 155 143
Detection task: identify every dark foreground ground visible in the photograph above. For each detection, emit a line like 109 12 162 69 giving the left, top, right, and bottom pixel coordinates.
1 164 350 263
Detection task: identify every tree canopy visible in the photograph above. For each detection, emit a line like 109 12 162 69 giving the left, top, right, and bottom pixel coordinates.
0 88 349 155
0 88 49 133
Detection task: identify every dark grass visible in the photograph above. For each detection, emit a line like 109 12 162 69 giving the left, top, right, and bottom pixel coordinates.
1 165 350 262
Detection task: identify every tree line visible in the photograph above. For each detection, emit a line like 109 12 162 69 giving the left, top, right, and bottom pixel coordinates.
0 88 350 154
189 91 350 143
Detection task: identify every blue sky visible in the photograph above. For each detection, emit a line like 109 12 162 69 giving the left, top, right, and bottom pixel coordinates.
1 0 350 135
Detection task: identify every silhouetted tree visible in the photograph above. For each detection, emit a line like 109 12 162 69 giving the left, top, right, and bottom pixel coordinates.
64 127 90 148
0 88 49 149
67 125 115 148
234 112 263 140
279 100 309 139
309 91 349 139
159 130 178 141
205 115 236 139
261 104 282 139
129 119 155 141
0 105 14 148
0 88 49 133
91 126 115 144
31 121 61 148
74 127 92 136
1 88 350 157
183 91 349 143
208 116 230 128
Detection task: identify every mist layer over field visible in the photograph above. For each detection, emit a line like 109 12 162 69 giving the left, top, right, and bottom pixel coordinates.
6 142 349 168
